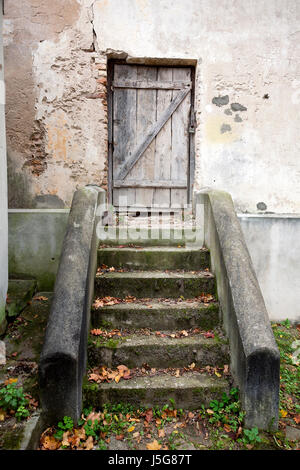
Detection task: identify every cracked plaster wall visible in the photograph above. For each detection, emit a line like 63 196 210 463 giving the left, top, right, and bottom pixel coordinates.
4 0 108 208
3 0 300 213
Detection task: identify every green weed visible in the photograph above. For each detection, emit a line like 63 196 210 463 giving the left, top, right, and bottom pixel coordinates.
239 427 262 447
54 416 74 440
204 388 245 432
0 383 30 421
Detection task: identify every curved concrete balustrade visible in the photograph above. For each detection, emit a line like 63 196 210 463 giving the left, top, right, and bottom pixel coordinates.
194 189 280 430
39 185 106 425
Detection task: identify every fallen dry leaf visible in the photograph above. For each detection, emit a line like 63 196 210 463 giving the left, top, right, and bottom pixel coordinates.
88 365 131 384
68 434 80 448
293 414 300 425
42 435 61 450
223 424 231 433
88 373 101 383
4 378 18 385
62 431 70 447
117 364 130 374
92 296 121 308
114 374 121 383
90 329 103 336
83 435 94 450
86 411 101 425
166 409 177 418
146 439 162 450
145 409 153 423
235 426 243 440
69 428 86 449
29 397 39 408
204 331 215 338
74 427 86 441
125 295 136 303
0 409 6 421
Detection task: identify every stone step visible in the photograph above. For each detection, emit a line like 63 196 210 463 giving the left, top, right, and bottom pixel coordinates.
88 332 229 369
94 271 215 298
91 300 220 331
97 226 202 247
83 372 229 410
97 246 210 271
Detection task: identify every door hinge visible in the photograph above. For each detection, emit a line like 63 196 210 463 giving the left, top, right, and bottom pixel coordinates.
189 110 196 134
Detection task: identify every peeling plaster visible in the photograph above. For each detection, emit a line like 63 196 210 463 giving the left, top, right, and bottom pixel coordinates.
5 0 108 207
4 0 300 213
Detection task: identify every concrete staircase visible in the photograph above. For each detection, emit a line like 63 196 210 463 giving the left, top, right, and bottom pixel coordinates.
83 242 231 410
39 189 279 430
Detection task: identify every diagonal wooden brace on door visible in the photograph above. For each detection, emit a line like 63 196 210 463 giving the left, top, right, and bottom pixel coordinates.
116 86 191 181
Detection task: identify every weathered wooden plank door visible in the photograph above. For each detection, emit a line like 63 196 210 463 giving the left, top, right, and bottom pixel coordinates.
110 64 194 211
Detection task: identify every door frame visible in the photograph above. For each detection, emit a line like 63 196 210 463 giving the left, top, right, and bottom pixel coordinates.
107 59 196 208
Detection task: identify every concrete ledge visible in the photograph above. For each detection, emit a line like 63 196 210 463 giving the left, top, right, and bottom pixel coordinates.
38 186 106 425
8 209 70 291
194 190 280 430
19 411 45 450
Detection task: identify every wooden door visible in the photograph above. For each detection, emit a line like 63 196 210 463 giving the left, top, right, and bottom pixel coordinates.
110 64 194 211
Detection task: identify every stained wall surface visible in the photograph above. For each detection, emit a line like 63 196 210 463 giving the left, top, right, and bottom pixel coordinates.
0 0 8 333
4 0 108 209
3 0 300 213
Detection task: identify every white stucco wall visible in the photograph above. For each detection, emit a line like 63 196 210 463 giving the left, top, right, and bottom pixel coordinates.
239 215 300 323
0 1 8 333
94 0 300 214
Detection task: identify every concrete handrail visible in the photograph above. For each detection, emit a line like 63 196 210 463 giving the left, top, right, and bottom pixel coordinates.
194 189 280 430
39 185 106 425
